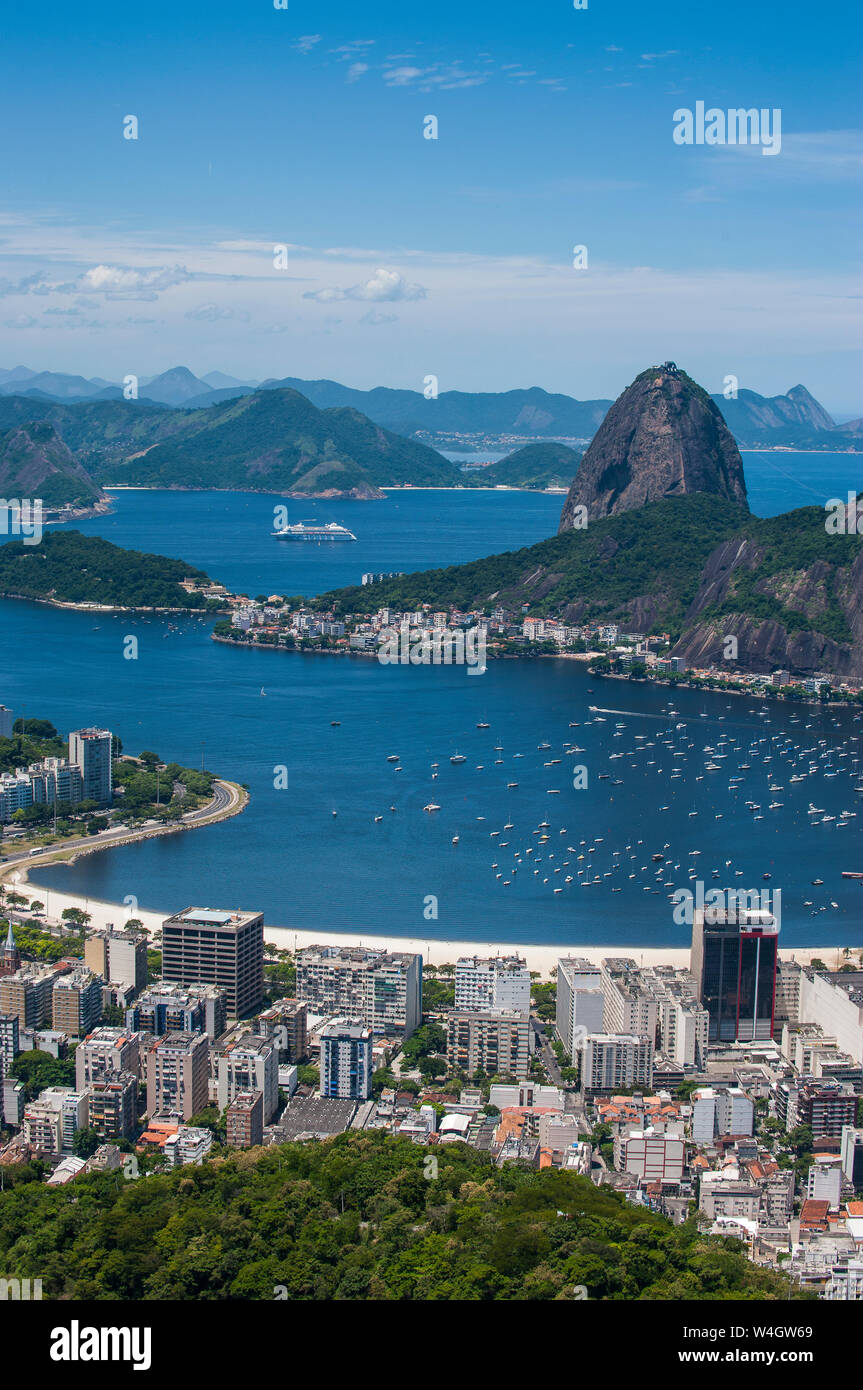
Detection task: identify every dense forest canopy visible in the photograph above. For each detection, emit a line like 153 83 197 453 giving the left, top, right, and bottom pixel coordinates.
0 1133 803 1301
0 531 219 609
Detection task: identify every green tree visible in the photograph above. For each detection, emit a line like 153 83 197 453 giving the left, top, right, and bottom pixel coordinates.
72 1127 99 1159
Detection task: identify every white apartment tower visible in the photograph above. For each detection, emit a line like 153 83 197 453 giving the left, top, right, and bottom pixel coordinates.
454 956 531 1015
68 727 113 805
555 957 605 1057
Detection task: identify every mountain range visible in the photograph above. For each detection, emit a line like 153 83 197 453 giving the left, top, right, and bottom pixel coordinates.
0 390 464 499
0 364 858 451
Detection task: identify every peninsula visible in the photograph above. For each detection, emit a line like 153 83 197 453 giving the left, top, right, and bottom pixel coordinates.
0 531 231 611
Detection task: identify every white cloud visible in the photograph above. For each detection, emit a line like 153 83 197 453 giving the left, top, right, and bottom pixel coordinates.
682 129 863 201
346 63 369 83
382 66 425 87
303 267 427 303
80 264 192 298
294 35 321 54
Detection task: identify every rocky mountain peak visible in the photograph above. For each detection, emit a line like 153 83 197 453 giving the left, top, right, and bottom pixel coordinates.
559 363 748 530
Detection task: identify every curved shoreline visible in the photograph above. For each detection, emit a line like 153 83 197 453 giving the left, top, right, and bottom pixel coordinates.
0 591 226 614
0 777 248 890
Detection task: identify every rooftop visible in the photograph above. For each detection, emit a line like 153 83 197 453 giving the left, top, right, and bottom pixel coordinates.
279 1095 357 1141
164 907 263 930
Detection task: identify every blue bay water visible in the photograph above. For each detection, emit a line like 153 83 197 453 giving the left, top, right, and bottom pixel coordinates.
4 454 861 949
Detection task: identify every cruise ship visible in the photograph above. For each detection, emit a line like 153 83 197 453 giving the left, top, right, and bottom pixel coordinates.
272 521 357 541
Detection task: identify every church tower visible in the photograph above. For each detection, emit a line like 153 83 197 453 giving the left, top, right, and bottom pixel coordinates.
1 919 20 978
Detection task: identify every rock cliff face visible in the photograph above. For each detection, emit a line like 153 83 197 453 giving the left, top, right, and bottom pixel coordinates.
670 526 863 680
559 363 748 530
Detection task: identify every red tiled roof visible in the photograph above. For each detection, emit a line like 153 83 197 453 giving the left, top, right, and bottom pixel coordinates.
800 1199 830 1230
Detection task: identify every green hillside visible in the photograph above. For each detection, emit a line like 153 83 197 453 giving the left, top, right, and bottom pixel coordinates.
0 530 218 609
0 1132 800 1300
481 442 583 489
98 388 463 495
0 421 103 510
317 493 863 677
322 495 750 630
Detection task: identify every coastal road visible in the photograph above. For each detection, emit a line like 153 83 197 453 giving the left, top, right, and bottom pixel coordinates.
0 778 247 879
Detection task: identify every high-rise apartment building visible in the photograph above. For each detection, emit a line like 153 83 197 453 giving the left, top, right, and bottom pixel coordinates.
806 1158 843 1210
146 1031 210 1121
296 946 421 1037
85 929 148 994
29 758 84 809
795 1082 857 1138
0 1012 19 1126
580 1034 654 1093
226 1091 264 1148
555 957 605 1057
841 1127 863 1189
0 965 57 1029
690 905 779 1043
319 1020 373 1100
454 956 531 1015
446 1009 531 1079
161 908 264 1018
163 1126 213 1168
126 982 226 1039
88 1072 139 1140
601 958 659 1040
636 965 708 1069
217 1033 278 1123
75 1026 141 1088
68 727 113 805
257 999 308 1062
23 1087 88 1154
52 968 103 1038
0 759 85 823
0 1012 19 1080
691 1086 754 1142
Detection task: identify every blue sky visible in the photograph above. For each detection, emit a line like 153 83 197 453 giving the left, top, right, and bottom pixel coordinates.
0 0 860 409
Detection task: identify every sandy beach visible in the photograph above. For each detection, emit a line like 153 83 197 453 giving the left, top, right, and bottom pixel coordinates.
9 876 849 977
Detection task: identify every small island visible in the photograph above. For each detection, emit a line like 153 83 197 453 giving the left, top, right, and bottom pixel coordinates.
0 531 231 612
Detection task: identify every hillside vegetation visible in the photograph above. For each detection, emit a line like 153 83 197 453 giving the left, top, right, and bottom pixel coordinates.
0 421 104 510
0 1132 800 1300
95 388 463 496
481 443 583 489
0 531 218 609
322 495 751 630
318 493 863 678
